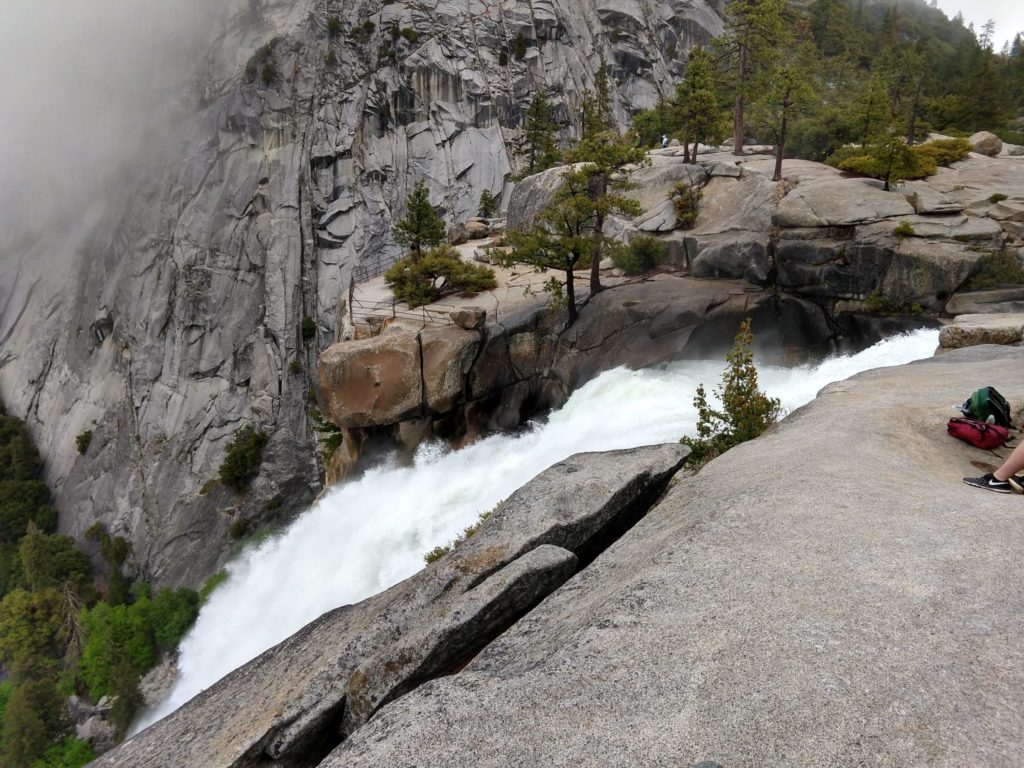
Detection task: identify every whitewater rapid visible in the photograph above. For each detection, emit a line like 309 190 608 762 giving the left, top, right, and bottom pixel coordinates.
138 328 939 729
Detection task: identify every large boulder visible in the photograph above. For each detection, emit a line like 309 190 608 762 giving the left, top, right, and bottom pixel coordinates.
317 333 423 428
938 313 1024 349
969 130 1003 156
774 177 915 227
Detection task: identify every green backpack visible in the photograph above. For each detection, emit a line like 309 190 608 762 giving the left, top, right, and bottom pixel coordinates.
960 386 1012 428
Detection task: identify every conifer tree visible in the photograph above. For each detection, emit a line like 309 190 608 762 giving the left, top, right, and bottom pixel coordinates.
393 181 446 263
717 0 785 155
580 61 614 139
564 131 644 293
751 22 820 180
521 92 560 174
499 169 597 325
673 47 721 162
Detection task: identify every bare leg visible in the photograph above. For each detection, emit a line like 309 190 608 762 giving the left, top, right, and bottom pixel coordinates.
993 441 1024 480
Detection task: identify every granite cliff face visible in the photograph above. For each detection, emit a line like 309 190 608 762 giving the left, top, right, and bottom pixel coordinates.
0 0 723 586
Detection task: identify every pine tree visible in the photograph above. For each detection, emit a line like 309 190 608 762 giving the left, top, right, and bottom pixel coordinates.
521 92 560 175
717 0 785 155
673 47 721 162
564 131 645 293
750 22 820 180
392 181 446 263
499 169 598 325
580 61 614 139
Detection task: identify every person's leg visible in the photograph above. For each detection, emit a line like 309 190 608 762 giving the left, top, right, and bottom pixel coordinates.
993 441 1024 481
963 441 1024 493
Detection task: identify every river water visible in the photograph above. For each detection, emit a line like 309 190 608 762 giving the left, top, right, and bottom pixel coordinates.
137 327 939 730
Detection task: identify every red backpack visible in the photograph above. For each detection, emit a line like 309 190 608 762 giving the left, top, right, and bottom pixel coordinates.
947 417 1010 450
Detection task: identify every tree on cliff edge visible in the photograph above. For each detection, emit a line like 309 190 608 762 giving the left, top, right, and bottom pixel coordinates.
499 169 597 325
393 181 446 263
717 0 785 155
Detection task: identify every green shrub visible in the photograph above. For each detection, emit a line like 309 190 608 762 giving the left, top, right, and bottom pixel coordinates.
423 508 494 564
288 360 302 375
78 599 155 700
74 431 91 456
399 27 419 44
892 220 916 238
513 32 527 60
301 315 317 341
830 139 936 189
478 189 498 218
680 319 781 467
912 137 971 167
325 51 337 67
199 570 228 603
499 51 508 66
150 588 199 652
612 236 665 275
863 291 922 316
32 736 95 768
217 427 268 494
671 182 702 229
310 409 344 462
245 39 277 83
385 245 497 307
990 193 1008 204
966 249 1024 290
198 479 217 496
326 16 341 38
229 517 251 540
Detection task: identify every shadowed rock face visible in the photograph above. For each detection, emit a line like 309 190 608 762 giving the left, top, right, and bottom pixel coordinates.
318 345 1024 768
0 0 722 586
317 276 897 475
90 443 688 768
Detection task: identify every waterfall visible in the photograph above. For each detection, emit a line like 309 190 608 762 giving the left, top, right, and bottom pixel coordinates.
137 328 939 730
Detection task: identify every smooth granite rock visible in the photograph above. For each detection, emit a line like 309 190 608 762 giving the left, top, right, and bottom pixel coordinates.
319 346 1024 768
939 313 1024 348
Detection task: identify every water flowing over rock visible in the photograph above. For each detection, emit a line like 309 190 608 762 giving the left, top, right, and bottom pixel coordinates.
90 444 688 768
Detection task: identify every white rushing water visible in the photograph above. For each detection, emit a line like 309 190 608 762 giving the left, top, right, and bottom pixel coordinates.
138 328 939 729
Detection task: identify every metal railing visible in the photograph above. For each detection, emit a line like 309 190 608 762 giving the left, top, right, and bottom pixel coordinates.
350 295 456 328
350 254 397 285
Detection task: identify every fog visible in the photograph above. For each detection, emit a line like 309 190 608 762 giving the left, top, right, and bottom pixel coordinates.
0 0 242 238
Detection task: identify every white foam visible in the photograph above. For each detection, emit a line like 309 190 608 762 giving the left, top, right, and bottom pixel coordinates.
137 328 939 730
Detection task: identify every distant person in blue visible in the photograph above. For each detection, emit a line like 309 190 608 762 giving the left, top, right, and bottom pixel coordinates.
964 441 1024 493
661 134 669 148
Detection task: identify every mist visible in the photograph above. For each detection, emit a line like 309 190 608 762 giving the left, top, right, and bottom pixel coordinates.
0 0 243 239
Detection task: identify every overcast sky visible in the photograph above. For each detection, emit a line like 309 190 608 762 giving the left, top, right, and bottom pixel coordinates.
932 0 1024 50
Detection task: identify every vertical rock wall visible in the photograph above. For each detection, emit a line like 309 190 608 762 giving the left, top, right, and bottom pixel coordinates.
0 0 722 586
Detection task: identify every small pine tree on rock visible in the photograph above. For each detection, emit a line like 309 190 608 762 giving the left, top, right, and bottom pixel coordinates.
393 181 446 263
681 319 781 466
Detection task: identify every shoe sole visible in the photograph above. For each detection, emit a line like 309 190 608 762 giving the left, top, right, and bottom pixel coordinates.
1010 477 1024 495
963 477 1013 493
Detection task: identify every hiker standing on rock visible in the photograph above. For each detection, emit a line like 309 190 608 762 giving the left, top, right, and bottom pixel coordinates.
661 134 669 148
964 441 1024 493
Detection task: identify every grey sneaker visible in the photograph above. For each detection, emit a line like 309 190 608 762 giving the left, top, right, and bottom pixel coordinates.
963 473 1014 493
